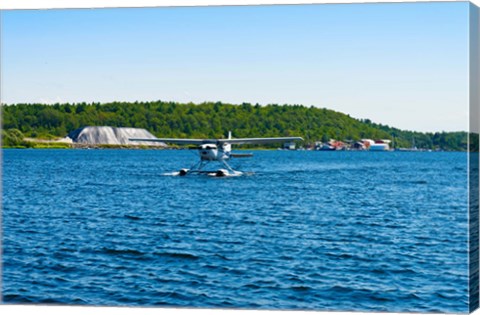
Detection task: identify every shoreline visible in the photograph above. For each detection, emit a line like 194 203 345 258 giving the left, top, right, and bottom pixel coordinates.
0 146 464 152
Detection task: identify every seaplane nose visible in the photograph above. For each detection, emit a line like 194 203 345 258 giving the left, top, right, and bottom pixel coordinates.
199 144 218 161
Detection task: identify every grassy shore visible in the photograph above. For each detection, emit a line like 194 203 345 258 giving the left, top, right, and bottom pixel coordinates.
2 137 284 150
2 142 71 149
1 143 168 150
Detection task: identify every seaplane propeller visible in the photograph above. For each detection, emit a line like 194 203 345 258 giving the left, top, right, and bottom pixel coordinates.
129 131 303 177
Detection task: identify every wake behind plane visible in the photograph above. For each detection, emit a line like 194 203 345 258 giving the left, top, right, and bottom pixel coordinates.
129 132 303 177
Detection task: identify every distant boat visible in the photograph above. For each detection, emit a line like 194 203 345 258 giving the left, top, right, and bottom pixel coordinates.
318 144 336 151
369 143 390 151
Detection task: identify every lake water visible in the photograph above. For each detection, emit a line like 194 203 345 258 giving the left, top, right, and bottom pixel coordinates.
2 149 469 312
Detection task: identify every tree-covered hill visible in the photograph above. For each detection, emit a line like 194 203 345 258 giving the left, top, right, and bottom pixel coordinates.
1 101 470 151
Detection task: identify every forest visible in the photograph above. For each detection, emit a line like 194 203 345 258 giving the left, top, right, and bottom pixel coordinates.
1 101 472 151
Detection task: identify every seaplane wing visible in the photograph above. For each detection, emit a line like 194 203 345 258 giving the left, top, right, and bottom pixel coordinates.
218 137 303 145
129 136 303 145
129 138 213 145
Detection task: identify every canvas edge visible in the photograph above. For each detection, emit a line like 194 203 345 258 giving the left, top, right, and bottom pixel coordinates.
0 0 470 11
469 2 480 313
0 5 5 306
0 1 476 313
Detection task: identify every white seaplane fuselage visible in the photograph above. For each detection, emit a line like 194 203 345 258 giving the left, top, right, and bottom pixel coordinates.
199 143 231 161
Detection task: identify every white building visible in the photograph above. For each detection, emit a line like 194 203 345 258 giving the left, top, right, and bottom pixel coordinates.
283 141 296 150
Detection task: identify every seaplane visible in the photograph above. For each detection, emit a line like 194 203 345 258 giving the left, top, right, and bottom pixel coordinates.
129 132 303 177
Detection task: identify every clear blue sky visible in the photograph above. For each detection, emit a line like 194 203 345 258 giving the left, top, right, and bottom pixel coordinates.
1 2 470 132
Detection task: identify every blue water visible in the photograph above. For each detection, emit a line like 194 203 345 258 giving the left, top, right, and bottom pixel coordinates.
2 149 469 312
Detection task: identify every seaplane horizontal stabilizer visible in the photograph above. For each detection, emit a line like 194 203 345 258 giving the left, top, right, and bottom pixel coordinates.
230 153 253 158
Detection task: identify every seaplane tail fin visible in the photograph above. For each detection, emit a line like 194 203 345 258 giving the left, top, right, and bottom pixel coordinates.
220 136 303 145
